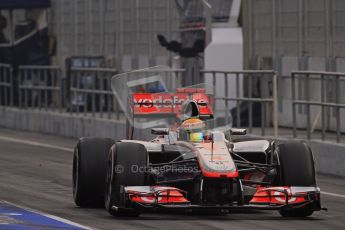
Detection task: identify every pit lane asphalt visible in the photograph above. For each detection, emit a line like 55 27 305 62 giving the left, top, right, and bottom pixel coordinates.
0 127 344 230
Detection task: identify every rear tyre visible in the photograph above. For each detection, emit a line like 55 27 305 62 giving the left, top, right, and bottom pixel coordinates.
275 142 316 217
73 138 115 207
105 142 148 217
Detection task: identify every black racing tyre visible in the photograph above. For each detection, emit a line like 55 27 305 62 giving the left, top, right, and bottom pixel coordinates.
279 205 314 218
73 137 115 207
275 142 316 217
105 142 148 217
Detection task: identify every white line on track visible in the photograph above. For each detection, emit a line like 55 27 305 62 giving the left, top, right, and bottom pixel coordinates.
1 200 95 230
321 191 345 199
1 134 345 200
0 135 73 152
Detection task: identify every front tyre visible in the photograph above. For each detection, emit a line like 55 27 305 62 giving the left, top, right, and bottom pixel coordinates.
73 137 115 207
105 142 148 217
279 205 314 217
275 142 316 217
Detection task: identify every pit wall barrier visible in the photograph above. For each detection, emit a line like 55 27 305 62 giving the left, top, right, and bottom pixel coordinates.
1 107 344 178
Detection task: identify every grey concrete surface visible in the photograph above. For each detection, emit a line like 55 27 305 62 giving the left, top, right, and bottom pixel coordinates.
0 107 127 139
0 128 345 230
251 133 345 178
309 141 345 177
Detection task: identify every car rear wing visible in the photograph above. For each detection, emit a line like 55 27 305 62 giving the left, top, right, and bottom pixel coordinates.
131 88 214 119
111 66 215 135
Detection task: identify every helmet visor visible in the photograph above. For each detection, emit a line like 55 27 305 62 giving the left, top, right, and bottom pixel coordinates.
189 132 204 142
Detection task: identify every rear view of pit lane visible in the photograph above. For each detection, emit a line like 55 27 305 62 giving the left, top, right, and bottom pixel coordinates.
0 127 345 230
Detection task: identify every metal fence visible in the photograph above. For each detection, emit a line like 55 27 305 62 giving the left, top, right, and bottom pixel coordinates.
2 63 345 143
69 67 119 119
0 64 13 106
291 71 345 142
18 66 62 111
201 70 278 137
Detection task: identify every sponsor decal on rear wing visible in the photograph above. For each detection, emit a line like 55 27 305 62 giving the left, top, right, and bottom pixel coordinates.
131 88 214 118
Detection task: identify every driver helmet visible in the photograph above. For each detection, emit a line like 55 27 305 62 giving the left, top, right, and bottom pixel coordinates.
179 118 206 142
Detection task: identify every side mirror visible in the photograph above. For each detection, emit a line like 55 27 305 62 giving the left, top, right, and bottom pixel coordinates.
230 128 247 135
151 128 169 135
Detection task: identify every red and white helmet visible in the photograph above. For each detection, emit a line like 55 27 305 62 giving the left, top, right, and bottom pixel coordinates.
179 118 206 142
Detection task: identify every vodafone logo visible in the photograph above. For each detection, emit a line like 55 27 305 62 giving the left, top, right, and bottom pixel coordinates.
131 92 213 116
134 95 208 109
134 96 184 108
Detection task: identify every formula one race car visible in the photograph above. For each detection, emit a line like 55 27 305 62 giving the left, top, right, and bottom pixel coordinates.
72 67 324 218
